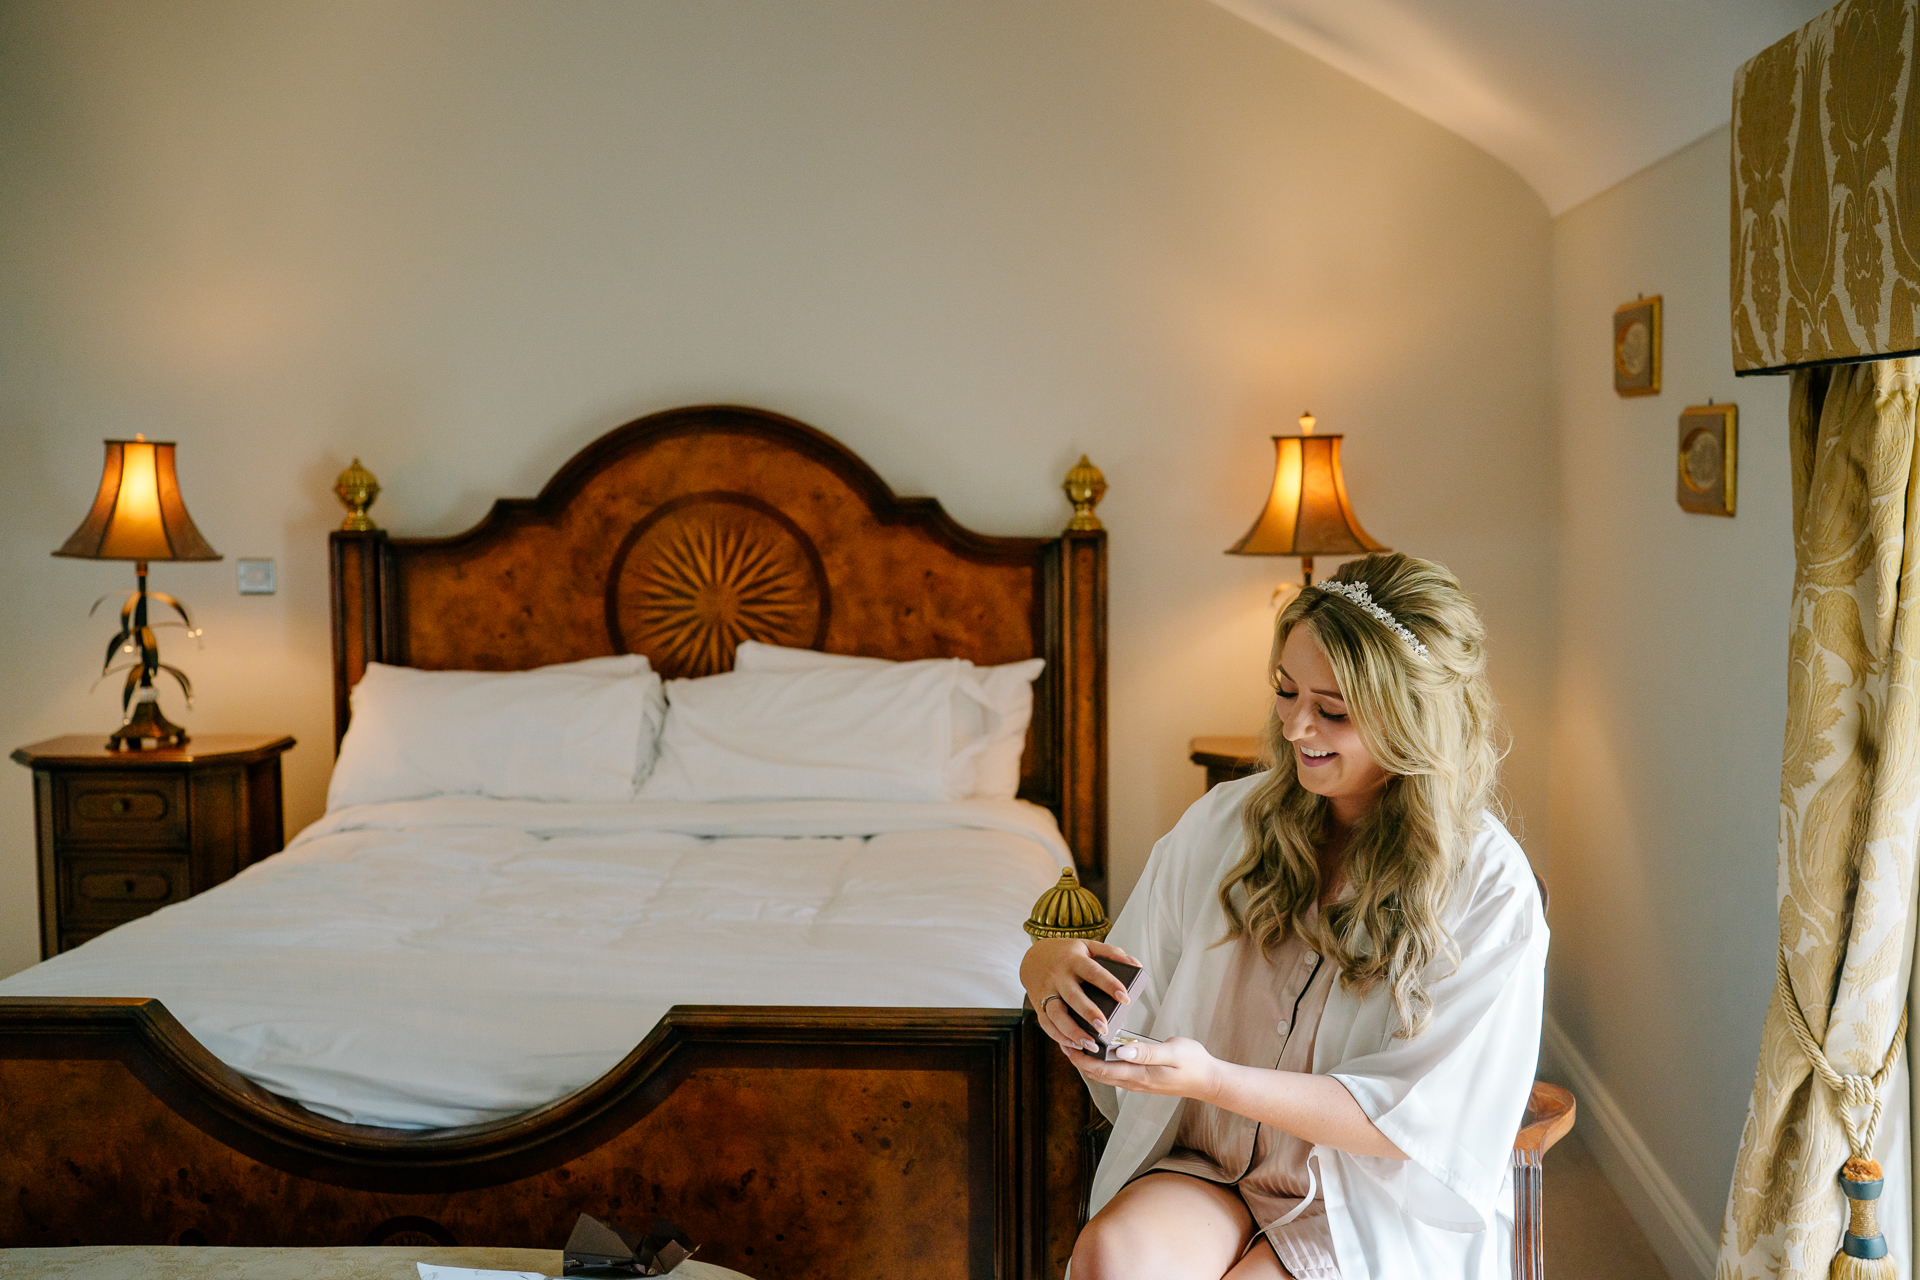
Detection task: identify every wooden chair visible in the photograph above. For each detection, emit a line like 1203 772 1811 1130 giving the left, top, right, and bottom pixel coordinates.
1514 1080 1576 1279
1514 871 1575 1279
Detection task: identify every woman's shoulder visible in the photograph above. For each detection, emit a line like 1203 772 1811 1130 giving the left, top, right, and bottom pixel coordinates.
1450 811 1545 941
1148 771 1266 874
1178 770 1268 842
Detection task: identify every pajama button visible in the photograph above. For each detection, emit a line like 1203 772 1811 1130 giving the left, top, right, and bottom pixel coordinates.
1276 1020 1290 1036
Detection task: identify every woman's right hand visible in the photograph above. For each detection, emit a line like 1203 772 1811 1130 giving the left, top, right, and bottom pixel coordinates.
1020 936 1142 1053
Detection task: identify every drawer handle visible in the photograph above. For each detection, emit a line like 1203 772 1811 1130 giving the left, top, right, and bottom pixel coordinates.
78 871 172 903
110 798 130 815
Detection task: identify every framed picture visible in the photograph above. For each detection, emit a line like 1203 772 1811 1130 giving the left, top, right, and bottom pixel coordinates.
1614 295 1662 396
1677 403 1736 516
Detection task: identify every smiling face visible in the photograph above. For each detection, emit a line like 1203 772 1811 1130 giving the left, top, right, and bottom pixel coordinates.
1274 623 1394 827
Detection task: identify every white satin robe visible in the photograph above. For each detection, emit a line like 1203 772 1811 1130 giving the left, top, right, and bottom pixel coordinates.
1086 774 1547 1280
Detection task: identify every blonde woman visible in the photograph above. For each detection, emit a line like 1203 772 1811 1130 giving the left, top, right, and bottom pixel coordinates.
1020 553 1545 1280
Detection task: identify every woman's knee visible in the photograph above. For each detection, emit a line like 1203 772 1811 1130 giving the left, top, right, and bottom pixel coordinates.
1071 1211 1177 1280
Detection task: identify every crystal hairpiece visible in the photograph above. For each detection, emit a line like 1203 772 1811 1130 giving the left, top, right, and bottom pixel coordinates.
1313 580 1431 659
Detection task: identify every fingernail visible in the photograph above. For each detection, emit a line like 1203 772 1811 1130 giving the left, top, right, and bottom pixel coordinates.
1082 1040 1099 1053
1116 1046 1137 1061
1093 1020 1107 1033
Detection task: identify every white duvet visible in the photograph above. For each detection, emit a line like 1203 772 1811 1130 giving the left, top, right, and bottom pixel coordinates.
0 797 1069 1130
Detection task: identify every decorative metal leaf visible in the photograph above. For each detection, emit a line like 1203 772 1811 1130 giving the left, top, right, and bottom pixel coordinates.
88 591 139 619
121 666 140 713
149 591 193 629
160 664 193 706
102 628 133 674
90 661 137 693
139 626 158 660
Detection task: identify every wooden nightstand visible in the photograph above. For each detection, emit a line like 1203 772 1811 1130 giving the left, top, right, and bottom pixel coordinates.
1189 735 1263 791
11 734 296 958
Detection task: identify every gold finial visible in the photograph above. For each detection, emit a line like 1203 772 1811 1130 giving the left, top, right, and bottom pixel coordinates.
334 458 381 532
1025 867 1110 941
1298 411 1316 436
1063 455 1107 532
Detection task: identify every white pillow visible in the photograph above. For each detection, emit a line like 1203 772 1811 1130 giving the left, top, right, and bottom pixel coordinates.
733 642 1044 799
327 661 667 810
638 662 995 803
534 654 653 678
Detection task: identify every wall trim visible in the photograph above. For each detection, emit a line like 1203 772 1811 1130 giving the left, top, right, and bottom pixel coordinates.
1541 1015 1718 1280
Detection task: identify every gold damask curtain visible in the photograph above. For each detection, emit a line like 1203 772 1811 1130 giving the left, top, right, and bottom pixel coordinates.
1731 0 1920 374
1721 359 1920 1279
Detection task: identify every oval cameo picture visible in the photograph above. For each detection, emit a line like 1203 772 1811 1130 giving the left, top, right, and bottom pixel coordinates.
1616 321 1650 378
1681 427 1720 491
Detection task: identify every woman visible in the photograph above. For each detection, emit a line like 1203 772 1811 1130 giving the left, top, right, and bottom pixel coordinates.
1021 553 1545 1280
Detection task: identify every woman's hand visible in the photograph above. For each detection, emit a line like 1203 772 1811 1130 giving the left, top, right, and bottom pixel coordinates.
1020 936 1141 1052
1068 1036 1223 1102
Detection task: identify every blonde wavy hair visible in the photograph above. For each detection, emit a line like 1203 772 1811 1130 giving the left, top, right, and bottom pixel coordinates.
1218 552 1504 1037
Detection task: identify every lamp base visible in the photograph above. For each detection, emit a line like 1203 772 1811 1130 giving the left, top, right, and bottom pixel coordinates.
107 699 189 752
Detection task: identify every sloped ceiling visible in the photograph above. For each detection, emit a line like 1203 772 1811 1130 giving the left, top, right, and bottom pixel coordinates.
1211 0 1834 214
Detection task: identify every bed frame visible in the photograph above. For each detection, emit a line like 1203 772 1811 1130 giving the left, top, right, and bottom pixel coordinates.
0 405 1106 1279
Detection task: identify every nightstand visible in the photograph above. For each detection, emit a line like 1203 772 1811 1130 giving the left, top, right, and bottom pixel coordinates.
1189 735 1263 791
10 734 296 958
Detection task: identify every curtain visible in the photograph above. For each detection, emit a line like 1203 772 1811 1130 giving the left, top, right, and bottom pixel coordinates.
1730 0 1920 375
1721 358 1920 1280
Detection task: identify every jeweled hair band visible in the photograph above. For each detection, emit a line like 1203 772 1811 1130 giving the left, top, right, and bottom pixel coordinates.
1313 581 1431 659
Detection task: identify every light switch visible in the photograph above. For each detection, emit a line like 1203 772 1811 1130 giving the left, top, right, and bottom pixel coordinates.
236 558 276 595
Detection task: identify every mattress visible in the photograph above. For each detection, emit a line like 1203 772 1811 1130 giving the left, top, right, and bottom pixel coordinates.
0 796 1069 1130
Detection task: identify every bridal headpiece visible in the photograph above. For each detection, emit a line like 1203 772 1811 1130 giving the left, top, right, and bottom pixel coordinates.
1313 580 1431 659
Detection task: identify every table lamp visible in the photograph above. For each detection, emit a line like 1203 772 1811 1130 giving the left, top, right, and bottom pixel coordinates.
1226 412 1387 603
53 435 221 750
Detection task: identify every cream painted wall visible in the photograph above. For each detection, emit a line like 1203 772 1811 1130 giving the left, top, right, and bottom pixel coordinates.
0 0 1554 980
1543 125 1787 1277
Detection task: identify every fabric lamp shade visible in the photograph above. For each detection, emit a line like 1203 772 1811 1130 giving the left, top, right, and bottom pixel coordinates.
1227 433 1386 559
54 439 220 563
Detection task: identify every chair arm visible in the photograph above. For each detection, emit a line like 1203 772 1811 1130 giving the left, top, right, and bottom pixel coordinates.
1513 1080 1575 1155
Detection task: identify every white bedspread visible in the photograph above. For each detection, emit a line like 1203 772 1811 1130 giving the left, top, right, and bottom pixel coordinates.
0 797 1068 1129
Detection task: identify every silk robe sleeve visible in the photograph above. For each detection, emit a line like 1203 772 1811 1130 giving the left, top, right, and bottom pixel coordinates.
1083 788 1209 1124
1317 816 1546 1251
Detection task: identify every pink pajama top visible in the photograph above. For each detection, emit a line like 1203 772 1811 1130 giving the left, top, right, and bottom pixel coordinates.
1148 911 1341 1279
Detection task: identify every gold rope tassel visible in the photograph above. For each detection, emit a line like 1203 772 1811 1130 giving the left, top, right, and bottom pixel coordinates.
1832 1157 1890 1280
1774 949 1908 1280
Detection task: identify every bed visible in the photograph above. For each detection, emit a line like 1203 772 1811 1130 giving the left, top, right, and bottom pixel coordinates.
0 404 1107 1280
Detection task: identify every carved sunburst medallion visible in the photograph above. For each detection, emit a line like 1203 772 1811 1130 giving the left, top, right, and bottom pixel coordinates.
606 493 830 678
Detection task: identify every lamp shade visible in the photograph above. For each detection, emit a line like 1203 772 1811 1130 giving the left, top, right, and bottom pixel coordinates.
53 438 220 562
1227 432 1386 558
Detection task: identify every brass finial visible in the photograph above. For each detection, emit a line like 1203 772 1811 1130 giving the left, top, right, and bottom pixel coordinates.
1025 867 1109 941
1298 411 1316 436
1063 455 1107 532
334 458 381 532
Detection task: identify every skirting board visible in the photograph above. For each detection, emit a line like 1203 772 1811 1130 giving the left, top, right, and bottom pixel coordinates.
1540 1016 1718 1280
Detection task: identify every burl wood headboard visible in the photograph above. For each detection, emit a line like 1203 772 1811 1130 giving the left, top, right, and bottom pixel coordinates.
329 404 1108 892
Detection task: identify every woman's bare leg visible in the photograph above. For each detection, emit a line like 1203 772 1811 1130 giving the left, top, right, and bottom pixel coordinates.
1223 1237 1291 1280
1071 1173 1255 1280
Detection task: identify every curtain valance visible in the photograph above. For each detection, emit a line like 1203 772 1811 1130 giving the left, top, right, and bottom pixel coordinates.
1733 0 1920 375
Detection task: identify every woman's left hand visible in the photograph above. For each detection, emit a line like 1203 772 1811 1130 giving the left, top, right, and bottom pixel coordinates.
1067 1036 1222 1102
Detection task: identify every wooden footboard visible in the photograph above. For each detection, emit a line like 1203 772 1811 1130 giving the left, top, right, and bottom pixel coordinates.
0 998 1090 1279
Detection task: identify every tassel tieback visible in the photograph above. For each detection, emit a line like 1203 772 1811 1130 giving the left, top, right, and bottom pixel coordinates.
1833 1159 1889 1280
1774 950 1907 1280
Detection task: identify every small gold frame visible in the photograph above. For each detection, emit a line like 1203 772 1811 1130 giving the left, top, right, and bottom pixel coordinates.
1677 403 1736 516
1614 295 1662 396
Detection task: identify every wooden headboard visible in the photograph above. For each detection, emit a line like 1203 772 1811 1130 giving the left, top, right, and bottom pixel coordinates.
328 404 1109 892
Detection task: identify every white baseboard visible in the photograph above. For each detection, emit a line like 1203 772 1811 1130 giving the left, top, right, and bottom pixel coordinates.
1541 1015 1718 1280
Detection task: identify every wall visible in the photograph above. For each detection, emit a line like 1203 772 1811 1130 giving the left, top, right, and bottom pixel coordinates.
0 0 1554 979
1543 125 1788 1279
